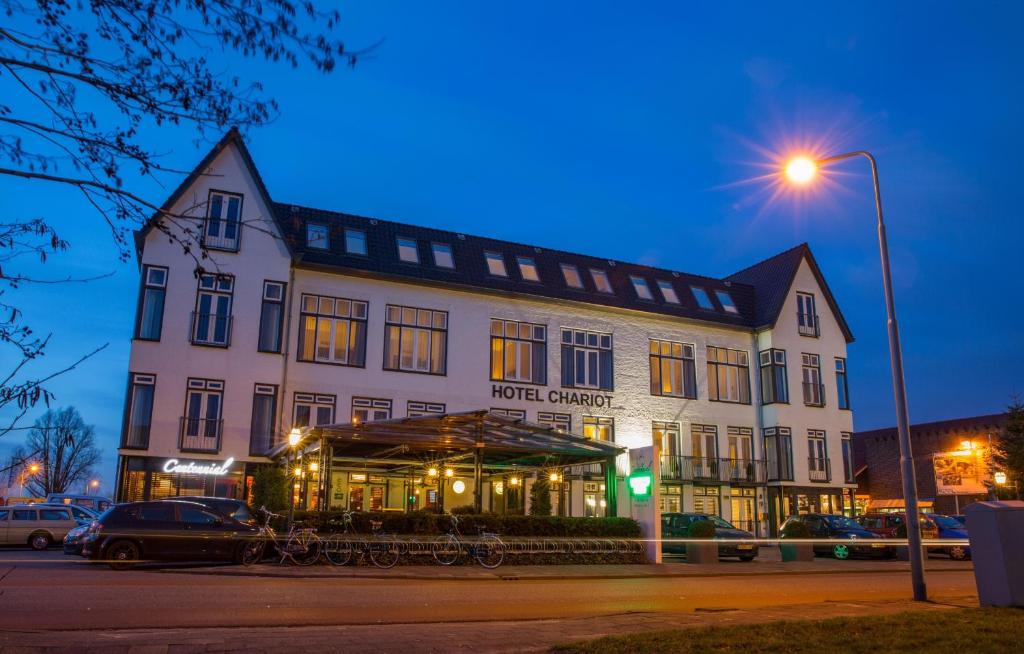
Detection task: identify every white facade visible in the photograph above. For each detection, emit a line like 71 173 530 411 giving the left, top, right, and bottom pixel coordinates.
117 134 856 534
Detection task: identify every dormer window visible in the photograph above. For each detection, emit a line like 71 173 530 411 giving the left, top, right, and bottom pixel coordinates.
397 237 419 263
590 269 612 294
517 256 539 282
204 191 242 251
344 228 367 255
656 280 679 304
716 290 738 314
630 276 653 300
306 223 329 250
432 242 454 268
484 251 507 277
691 286 714 310
561 264 583 289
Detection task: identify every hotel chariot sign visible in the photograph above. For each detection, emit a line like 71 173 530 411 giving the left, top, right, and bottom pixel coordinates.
491 384 613 409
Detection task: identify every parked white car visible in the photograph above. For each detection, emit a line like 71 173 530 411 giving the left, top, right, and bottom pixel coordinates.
0 505 79 550
45 494 113 513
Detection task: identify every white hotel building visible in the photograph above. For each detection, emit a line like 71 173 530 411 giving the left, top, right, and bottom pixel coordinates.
116 129 857 535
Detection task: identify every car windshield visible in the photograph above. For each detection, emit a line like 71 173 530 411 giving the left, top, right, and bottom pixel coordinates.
708 516 735 529
823 515 861 530
931 515 963 529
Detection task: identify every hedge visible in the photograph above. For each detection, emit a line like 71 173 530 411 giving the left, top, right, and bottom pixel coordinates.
286 510 640 538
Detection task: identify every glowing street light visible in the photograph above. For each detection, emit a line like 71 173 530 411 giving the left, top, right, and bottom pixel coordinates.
28 463 40 474
994 471 1008 485
288 428 303 448
780 149 926 602
784 156 817 185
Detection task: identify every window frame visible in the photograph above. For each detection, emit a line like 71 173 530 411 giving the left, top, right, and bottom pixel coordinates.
706 346 751 404
344 228 367 256
516 256 540 282
202 189 243 252
763 426 794 481
490 319 547 385
656 280 679 304
431 242 455 269
630 276 653 301
691 286 715 310
396 236 420 263
180 377 224 453
759 348 789 405
306 222 330 250
560 328 614 391
560 264 583 289
297 293 369 368
649 339 697 399
537 411 571 432
292 392 336 428
407 401 446 417
841 432 855 483
383 304 449 376
715 290 738 314
257 280 287 353
835 357 850 410
801 353 825 407
582 416 614 442
590 269 613 294
352 397 392 422
249 383 279 456
797 292 820 337
484 251 508 277
135 265 168 341
122 373 156 449
191 273 234 348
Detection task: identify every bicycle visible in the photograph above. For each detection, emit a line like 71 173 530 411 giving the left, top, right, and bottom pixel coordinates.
242 507 322 566
432 513 504 569
322 511 401 569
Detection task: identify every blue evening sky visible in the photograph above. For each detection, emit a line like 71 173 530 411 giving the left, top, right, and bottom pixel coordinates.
3 2 1022 492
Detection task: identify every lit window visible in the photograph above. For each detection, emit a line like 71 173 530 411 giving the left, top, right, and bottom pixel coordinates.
561 264 583 289
656 280 679 304
344 228 367 255
517 256 539 282
484 251 507 277
432 243 454 268
630 276 653 300
590 269 612 293
716 290 738 313
397 237 419 263
691 286 714 310
306 223 329 250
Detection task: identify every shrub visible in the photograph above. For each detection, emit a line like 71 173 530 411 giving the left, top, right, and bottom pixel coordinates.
529 477 552 516
780 520 811 539
251 465 289 512
450 504 479 515
688 519 716 538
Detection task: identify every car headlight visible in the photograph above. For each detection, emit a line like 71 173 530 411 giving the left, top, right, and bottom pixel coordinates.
847 533 858 540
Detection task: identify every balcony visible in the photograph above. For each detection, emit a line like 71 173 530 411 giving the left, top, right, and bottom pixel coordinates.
802 382 825 407
191 312 232 347
661 456 767 484
808 457 831 482
797 312 820 337
179 417 223 453
200 229 240 252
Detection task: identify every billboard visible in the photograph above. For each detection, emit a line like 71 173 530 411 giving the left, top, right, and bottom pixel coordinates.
932 450 989 495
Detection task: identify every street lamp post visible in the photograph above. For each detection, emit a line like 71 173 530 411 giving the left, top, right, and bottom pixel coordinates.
785 151 927 602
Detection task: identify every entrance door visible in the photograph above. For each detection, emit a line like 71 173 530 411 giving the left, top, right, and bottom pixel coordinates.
730 492 756 534
348 486 365 511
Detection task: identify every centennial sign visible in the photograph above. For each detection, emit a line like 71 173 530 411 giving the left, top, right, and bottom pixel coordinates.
161 457 235 476
491 384 613 408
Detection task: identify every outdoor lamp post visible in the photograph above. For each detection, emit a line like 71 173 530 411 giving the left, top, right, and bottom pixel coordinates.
783 150 927 602
287 428 303 527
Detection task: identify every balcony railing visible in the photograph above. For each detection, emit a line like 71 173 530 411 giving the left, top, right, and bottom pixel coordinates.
808 457 831 482
201 230 240 252
802 382 825 407
797 312 820 337
191 312 232 347
179 417 223 453
661 456 766 484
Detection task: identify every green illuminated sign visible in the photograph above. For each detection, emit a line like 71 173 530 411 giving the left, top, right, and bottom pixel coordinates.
628 468 653 499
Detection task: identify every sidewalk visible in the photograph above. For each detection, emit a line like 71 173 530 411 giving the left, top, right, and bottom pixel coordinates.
0 596 979 653
161 554 973 581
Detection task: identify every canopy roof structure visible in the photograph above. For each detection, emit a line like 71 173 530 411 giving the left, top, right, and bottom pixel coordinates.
270 410 624 470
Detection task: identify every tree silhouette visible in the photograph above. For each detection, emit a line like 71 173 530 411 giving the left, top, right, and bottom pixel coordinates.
11 407 102 496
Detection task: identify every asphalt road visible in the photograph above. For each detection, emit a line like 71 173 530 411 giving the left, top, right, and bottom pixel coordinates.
0 549 977 632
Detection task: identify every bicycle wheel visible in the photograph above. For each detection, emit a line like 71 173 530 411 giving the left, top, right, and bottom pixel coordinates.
323 535 354 566
432 534 460 566
370 536 401 569
290 535 322 566
474 535 504 569
240 539 265 566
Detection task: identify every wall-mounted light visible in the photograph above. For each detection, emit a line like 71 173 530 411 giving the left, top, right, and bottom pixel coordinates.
288 429 302 447
445 467 455 478
509 476 520 487
452 480 466 494
427 467 438 477
994 471 1008 485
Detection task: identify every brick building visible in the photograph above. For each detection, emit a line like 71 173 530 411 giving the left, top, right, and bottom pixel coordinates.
853 413 1006 515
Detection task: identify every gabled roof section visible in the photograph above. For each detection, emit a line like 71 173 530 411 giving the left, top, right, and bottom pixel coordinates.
274 201 760 329
134 126 287 259
726 243 855 343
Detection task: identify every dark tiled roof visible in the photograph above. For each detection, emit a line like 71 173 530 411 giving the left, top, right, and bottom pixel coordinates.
854 413 1008 441
727 243 854 343
140 129 849 336
275 202 761 329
